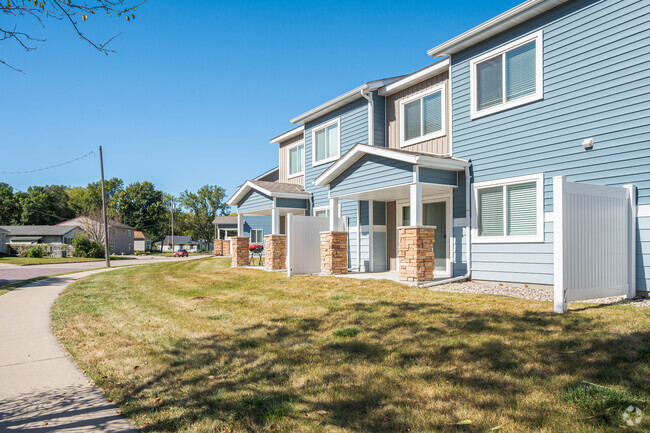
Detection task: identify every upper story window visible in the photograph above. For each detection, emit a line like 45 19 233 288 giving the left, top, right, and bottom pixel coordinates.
400 85 445 147
312 118 340 166
288 143 304 177
470 31 543 119
474 173 544 243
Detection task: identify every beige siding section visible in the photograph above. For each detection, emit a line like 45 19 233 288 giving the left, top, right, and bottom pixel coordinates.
386 71 449 155
278 134 305 186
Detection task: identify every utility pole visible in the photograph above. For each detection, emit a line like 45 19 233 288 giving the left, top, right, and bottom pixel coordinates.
99 146 110 268
171 197 174 254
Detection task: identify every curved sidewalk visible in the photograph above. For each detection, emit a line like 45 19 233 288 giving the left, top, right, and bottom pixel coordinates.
0 269 139 432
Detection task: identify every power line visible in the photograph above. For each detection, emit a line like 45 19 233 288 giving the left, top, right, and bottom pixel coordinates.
0 150 95 175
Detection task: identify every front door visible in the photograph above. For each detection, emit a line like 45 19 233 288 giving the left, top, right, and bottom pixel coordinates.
424 202 447 272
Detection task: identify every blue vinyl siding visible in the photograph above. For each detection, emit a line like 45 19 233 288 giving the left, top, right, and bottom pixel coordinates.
305 97 369 208
373 92 386 147
243 215 272 245
237 189 272 213
453 171 467 219
275 198 308 209
330 154 413 197
419 167 457 186
341 200 357 227
451 0 650 288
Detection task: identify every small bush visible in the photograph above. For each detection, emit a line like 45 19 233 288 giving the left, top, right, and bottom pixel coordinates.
26 245 45 258
334 327 361 337
72 234 105 258
566 382 645 424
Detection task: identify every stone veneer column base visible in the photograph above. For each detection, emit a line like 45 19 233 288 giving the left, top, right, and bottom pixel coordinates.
320 231 348 275
213 239 231 256
230 237 249 267
265 234 287 270
398 226 436 282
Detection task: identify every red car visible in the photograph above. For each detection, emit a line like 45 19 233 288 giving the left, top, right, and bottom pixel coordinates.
173 249 188 257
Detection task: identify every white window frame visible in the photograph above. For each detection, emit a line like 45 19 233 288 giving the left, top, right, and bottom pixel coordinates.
250 229 264 243
287 141 305 179
313 206 330 218
399 84 446 147
472 173 544 243
470 30 544 119
311 118 341 167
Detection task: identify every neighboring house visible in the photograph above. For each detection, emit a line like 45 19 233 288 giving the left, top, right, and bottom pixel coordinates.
133 231 152 252
161 236 208 252
0 225 83 245
58 217 135 255
213 216 238 240
227 0 649 297
0 228 8 254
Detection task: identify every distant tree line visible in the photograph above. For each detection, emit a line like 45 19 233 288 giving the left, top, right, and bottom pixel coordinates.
0 180 230 242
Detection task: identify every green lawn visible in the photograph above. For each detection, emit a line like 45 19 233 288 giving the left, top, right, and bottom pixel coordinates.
52 258 649 433
0 256 130 265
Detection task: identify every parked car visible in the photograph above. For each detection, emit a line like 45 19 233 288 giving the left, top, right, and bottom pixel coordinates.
173 249 188 257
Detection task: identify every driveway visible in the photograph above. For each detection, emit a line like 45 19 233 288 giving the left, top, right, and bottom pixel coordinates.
0 255 209 432
0 255 211 286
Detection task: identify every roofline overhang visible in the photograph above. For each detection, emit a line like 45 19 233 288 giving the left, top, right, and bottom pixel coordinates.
314 144 470 187
227 180 311 207
290 76 405 125
270 125 304 144
379 59 449 96
253 166 279 181
426 0 568 57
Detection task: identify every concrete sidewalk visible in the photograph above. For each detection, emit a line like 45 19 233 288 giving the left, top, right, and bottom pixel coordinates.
0 270 138 432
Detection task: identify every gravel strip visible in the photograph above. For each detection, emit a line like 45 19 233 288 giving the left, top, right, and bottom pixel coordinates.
427 280 650 307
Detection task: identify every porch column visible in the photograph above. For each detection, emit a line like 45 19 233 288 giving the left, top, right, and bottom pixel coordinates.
329 197 339 231
320 231 348 275
410 183 422 226
271 207 280 235
237 213 244 236
398 226 435 282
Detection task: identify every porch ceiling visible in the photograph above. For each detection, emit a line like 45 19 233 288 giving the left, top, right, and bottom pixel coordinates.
334 182 453 202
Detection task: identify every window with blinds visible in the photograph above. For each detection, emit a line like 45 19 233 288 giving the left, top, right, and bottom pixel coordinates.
313 120 340 165
401 86 445 146
477 179 539 240
471 32 542 118
288 144 304 176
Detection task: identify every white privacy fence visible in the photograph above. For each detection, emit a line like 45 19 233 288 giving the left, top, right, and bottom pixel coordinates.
286 214 330 276
553 176 636 313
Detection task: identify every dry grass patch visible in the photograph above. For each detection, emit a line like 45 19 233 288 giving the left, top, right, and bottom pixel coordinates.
52 258 650 432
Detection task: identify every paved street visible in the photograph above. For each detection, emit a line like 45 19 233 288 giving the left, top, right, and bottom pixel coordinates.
0 255 209 432
0 255 210 286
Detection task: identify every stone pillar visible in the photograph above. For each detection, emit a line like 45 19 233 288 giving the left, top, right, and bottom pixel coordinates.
223 239 230 255
264 234 286 270
398 226 435 282
320 231 348 275
231 236 249 267
213 239 221 256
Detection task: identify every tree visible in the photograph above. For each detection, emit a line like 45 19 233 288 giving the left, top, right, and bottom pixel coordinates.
178 185 229 242
67 178 123 219
1 0 142 72
0 182 21 224
117 181 167 239
18 184 75 225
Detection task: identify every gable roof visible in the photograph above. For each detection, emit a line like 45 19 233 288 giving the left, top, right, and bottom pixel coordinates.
0 227 8 234
290 76 405 125
227 180 311 207
378 59 449 97
134 230 150 240
426 0 569 57
0 225 81 237
213 215 238 225
254 167 279 181
314 144 470 187
57 216 136 231
270 125 304 144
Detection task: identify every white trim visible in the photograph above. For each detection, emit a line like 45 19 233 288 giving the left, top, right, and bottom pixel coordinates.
544 211 554 223
369 200 374 272
270 125 304 144
553 176 566 313
314 143 469 187
470 31 544 119
399 84 446 148
637 204 650 218
311 117 341 167
625 184 637 299
427 0 568 57
472 173 544 243
250 228 264 244
313 206 330 218
379 59 450 96
453 217 468 227
253 167 279 181
227 180 310 206
286 141 305 179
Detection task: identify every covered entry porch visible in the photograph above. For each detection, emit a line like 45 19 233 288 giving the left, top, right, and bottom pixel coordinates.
315 144 469 282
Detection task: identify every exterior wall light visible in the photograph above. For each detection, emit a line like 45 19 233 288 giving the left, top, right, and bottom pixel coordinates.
582 138 594 150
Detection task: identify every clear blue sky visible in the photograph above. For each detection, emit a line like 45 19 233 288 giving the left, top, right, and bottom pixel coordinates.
2 0 520 203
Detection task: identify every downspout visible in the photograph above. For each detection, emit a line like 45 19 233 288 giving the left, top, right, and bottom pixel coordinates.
360 89 374 146
420 164 472 287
